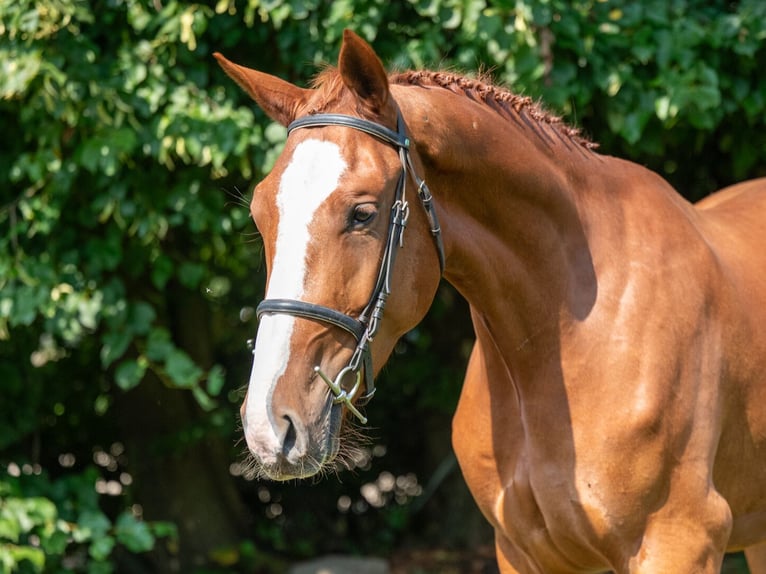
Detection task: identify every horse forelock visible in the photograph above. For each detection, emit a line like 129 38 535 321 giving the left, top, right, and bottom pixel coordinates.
305 66 597 150
306 66 370 116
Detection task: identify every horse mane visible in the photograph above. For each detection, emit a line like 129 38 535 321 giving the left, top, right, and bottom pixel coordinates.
311 67 597 151
391 70 597 150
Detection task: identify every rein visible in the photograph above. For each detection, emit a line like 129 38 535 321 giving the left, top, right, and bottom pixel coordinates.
255 111 445 424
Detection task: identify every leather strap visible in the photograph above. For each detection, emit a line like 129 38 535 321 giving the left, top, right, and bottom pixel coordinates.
288 113 409 150
256 299 366 341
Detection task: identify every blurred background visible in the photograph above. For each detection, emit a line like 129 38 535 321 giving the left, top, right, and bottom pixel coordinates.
1 0 764 572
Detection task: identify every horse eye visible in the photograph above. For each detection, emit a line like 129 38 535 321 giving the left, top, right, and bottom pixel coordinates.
351 204 377 227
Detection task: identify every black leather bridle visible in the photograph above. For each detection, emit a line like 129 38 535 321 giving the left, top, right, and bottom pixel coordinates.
255 111 445 424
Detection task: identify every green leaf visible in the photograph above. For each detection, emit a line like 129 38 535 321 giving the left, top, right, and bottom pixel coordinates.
115 513 155 553
0 48 43 99
128 302 156 336
41 528 69 555
149 521 178 540
150 255 174 290
75 510 111 542
192 385 215 411
100 329 132 368
0 497 56 540
5 545 45 571
206 364 225 396
114 358 148 391
0 514 21 543
164 349 202 388
88 534 116 561
145 327 173 362
23 497 56 524
178 261 206 289
10 285 48 327
87 561 115 574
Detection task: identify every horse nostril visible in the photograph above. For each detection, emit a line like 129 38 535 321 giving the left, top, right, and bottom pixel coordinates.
281 413 298 455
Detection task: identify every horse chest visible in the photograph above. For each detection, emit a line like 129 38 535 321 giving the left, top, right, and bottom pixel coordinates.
454 383 612 572
457 422 613 572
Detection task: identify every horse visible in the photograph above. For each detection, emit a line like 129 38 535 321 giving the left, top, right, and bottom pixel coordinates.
215 30 766 573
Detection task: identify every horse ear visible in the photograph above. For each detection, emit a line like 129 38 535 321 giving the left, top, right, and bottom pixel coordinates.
338 30 390 112
213 53 308 126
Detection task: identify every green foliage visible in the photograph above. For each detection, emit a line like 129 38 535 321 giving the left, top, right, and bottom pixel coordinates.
1 0 764 571
0 466 175 573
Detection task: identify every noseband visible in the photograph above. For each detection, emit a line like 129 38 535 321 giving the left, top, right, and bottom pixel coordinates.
255 111 445 424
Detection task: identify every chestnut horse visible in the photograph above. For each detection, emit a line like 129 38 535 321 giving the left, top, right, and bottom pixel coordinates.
215 31 766 573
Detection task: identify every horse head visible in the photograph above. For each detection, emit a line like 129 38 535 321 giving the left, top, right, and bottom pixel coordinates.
215 31 443 480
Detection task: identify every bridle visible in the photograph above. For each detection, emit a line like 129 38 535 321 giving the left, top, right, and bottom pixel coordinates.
255 111 445 424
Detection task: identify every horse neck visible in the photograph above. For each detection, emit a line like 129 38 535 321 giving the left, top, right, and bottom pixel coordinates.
396 86 601 358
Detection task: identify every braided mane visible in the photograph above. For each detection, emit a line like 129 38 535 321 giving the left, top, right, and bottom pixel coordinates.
310 67 596 150
390 70 597 150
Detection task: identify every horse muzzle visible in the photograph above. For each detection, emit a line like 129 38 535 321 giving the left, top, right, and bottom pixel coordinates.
241 390 342 481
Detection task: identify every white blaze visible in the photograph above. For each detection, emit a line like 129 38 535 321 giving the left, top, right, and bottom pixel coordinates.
245 139 347 447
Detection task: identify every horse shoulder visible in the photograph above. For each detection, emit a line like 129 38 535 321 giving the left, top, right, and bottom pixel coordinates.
452 337 523 516
688 178 766 547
